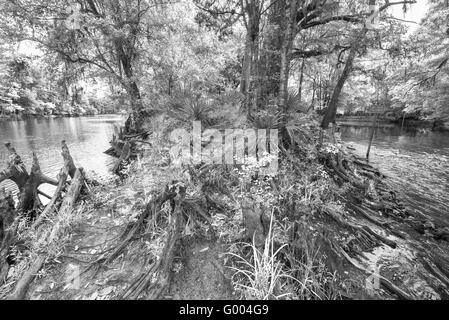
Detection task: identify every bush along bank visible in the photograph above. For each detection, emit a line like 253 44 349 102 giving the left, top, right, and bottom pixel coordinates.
2 111 449 300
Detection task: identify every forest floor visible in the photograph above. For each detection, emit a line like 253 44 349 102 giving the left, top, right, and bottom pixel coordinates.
26 184 235 300
3 113 449 300
21 121 238 300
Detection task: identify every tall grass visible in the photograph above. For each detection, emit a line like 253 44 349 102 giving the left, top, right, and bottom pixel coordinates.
227 209 298 300
227 208 341 300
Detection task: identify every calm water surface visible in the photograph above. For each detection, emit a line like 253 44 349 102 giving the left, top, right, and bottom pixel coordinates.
0 115 124 200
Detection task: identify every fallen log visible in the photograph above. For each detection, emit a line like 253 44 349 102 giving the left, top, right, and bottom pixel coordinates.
48 168 85 243
7 255 45 300
31 140 76 230
121 182 186 300
31 170 68 230
7 168 85 300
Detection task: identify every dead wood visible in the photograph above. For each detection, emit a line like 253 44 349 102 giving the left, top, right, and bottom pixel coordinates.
98 182 183 266
112 141 131 175
7 168 85 300
121 182 186 300
1 143 60 213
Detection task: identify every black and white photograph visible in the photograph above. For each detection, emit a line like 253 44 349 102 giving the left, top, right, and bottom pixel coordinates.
0 0 448 307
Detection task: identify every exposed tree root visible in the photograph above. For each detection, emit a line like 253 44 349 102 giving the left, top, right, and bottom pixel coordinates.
96 187 178 266
0 141 87 299
7 168 85 300
0 143 60 213
335 242 414 300
113 141 131 175
105 125 149 177
121 186 185 299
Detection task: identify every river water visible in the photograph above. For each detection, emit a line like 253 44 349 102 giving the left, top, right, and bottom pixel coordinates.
0 115 124 200
2 117 447 226
339 123 449 227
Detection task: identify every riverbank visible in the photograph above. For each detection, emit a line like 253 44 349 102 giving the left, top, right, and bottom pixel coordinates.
337 116 449 131
2 112 449 300
0 115 124 203
0 112 123 121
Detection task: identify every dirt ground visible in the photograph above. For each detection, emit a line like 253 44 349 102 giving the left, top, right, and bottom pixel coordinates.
168 241 235 300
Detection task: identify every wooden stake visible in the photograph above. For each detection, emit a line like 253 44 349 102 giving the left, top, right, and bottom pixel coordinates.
366 113 378 160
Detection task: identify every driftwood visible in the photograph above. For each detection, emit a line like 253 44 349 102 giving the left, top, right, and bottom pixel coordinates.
31 141 77 230
8 168 85 300
31 170 68 230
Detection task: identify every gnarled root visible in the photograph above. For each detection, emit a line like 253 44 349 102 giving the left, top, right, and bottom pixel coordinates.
7 168 85 300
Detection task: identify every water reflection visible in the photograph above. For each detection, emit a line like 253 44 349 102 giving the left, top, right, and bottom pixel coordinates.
340 124 449 226
0 115 124 200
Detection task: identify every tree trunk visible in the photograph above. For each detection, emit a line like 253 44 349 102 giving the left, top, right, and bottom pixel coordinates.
259 0 285 101
321 28 368 129
241 27 252 109
124 81 144 134
279 0 299 119
115 36 143 134
240 0 261 118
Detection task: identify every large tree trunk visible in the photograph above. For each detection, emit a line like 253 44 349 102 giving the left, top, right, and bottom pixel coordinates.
241 26 252 109
125 81 144 133
240 0 261 118
321 28 368 129
278 0 299 118
259 0 285 100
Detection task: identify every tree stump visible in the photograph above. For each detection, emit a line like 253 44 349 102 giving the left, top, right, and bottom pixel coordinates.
0 143 59 214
